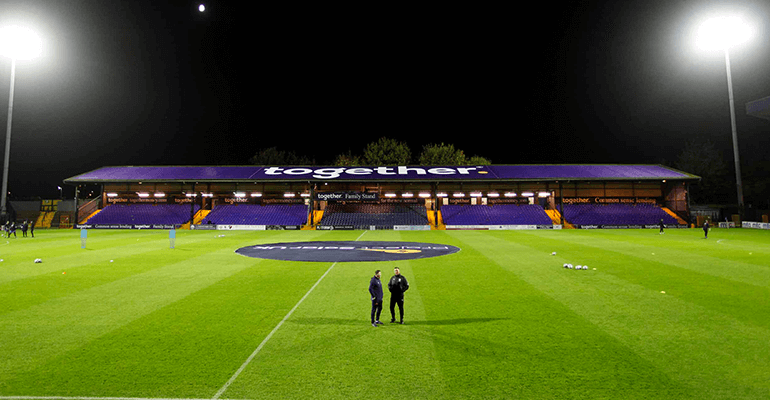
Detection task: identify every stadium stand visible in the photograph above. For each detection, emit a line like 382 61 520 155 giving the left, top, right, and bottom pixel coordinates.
201 204 307 226
562 204 680 226
86 204 199 225
319 203 429 229
441 204 553 226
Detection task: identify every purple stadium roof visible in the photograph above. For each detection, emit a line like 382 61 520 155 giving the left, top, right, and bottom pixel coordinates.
64 165 698 183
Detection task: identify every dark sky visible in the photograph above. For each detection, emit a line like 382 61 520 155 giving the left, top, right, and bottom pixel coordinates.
0 0 769 198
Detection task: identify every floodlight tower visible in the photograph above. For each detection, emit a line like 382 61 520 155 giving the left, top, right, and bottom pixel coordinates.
697 16 751 210
0 26 42 220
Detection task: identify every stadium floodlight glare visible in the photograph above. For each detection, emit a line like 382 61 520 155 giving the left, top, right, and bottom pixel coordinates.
300 193 310 198
453 192 465 198
436 192 448 198
538 192 550 198
488 192 500 198
470 192 483 197
696 15 750 209
521 192 535 197
384 193 397 198
418 192 431 198
137 192 150 198
0 26 41 220
402 192 414 198
0 26 42 60
233 192 246 197
251 192 262 197
106 193 118 197
504 192 517 197
154 192 165 198
697 16 751 50
283 193 295 198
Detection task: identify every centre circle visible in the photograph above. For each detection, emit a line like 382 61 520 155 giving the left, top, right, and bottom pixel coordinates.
235 241 461 262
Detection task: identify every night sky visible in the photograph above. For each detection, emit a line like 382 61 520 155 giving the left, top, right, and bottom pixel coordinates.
0 0 769 198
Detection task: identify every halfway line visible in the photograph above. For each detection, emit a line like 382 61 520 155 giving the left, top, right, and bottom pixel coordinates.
211 230 368 399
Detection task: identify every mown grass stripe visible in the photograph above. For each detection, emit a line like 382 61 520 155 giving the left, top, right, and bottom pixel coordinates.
221 230 448 399
0 247 259 382
467 230 770 399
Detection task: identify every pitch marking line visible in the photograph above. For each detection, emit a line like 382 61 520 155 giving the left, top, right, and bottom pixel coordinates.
211 230 368 399
0 398 247 400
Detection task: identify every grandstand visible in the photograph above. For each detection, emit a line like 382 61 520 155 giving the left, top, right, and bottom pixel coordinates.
562 203 680 228
86 204 199 227
442 204 553 226
65 164 699 230
319 203 429 230
202 204 307 226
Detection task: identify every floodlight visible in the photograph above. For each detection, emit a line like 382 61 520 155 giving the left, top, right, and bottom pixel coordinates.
0 26 42 60
697 16 751 50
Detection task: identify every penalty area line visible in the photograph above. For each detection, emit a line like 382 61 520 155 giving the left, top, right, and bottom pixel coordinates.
211 230 367 399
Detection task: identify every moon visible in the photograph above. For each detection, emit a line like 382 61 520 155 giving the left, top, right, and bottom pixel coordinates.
198 4 205 12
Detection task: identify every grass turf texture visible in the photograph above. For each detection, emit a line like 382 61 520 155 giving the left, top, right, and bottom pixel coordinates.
0 228 768 399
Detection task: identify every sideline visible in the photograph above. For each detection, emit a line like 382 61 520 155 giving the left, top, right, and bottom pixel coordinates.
211 230 368 399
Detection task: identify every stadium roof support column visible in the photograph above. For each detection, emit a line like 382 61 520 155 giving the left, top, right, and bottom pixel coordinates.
559 182 564 226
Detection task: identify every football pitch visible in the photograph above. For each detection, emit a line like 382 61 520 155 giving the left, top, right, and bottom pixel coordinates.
0 228 769 399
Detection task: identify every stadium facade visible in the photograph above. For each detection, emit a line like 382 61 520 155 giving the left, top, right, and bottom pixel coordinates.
64 164 699 230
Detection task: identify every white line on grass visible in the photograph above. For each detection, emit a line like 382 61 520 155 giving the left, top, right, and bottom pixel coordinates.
211 230 368 399
0 397 249 400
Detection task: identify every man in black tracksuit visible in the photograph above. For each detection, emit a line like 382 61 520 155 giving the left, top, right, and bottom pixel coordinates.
388 267 409 324
369 270 383 327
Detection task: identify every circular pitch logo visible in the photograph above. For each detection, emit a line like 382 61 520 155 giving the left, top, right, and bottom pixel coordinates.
235 241 461 262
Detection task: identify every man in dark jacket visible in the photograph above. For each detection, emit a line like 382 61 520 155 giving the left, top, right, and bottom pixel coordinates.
388 267 409 324
368 270 383 327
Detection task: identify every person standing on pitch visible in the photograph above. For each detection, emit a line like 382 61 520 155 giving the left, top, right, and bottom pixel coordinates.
388 267 409 324
369 270 384 327
703 220 710 239
659 219 665 234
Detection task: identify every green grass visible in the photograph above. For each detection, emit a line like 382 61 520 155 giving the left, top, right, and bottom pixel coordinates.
0 228 769 399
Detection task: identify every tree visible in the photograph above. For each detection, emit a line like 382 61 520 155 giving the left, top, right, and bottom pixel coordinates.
362 137 411 165
466 155 492 165
418 143 466 165
333 151 362 166
675 139 730 204
249 147 313 165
